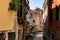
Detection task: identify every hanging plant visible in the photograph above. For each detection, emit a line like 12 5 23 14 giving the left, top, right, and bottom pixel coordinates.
8 0 20 11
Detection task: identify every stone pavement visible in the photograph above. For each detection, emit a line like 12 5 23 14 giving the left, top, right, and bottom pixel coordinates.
33 32 43 40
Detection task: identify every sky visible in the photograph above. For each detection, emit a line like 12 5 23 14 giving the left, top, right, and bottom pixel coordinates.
29 0 44 10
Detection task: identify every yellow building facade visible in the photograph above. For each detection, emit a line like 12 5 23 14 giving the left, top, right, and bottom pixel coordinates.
0 0 16 31
0 0 29 40
0 0 23 40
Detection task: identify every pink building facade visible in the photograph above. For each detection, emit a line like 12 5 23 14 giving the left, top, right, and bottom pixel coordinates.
33 9 43 26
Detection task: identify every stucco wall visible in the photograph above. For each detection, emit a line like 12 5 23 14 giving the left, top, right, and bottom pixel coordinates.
0 0 16 31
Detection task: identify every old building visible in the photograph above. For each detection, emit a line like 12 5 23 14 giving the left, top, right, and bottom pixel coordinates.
0 0 29 40
48 0 60 40
26 8 43 32
33 8 43 26
0 0 20 40
33 8 43 32
43 0 50 40
17 0 29 40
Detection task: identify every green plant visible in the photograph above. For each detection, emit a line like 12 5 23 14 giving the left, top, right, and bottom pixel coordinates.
8 0 20 11
31 25 35 29
30 23 35 30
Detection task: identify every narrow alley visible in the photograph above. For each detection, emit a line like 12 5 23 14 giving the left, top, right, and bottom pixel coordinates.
0 0 60 40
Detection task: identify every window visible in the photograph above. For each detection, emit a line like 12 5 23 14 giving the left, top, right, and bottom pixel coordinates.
49 8 52 22
17 0 22 17
56 6 59 20
56 5 60 21
17 6 22 17
8 32 15 40
33 20 35 23
0 33 5 40
17 0 23 24
59 5 60 20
